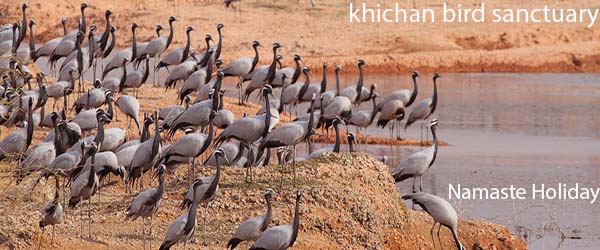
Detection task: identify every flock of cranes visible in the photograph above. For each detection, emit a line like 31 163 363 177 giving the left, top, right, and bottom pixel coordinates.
0 2 465 250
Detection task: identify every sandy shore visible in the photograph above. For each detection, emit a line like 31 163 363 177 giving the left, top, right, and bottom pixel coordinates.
2 0 600 73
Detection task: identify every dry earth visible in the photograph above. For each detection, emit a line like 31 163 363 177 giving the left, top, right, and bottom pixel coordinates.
1 0 600 73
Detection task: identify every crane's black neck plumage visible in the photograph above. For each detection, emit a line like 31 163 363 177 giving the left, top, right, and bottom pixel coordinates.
265 47 279 84
333 121 341 153
28 21 35 61
80 6 87 34
204 152 222 202
262 90 271 137
99 11 112 52
181 28 192 63
25 99 34 149
429 76 438 116
406 74 419 107
291 57 302 84
93 116 105 149
165 19 175 50
429 125 439 168
260 194 272 231
182 181 201 235
306 97 316 140
62 18 68 36
118 61 127 93
335 69 341 97
150 112 160 157
141 57 150 84
297 70 311 101
103 27 116 58
204 55 213 84
355 63 364 103
196 115 214 158
214 26 223 60
249 44 260 74
131 26 138 59
368 97 378 125
319 65 327 93
105 96 114 120
289 193 302 247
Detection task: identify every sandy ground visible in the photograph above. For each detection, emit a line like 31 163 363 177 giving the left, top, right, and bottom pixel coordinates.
0 152 526 250
2 0 600 73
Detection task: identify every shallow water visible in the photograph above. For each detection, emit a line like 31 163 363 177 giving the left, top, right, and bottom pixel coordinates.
52 59 600 249
252 72 600 249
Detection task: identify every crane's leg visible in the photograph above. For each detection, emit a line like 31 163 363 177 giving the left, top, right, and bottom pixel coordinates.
420 123 424 146
237 76 243 105
88 196 92 239
52 225 56 248
437 223 443 250
79 196 83 238
142 217 146 250
38 228 44 250
430 222 437 249
149 215 153 250
293 145 297 187
203 205 208 245
412 177 417 193
419 176 423 192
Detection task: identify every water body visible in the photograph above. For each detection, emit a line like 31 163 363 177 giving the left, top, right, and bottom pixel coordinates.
243 72 600 250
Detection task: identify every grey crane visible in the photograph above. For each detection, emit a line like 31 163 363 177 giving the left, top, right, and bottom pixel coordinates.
243 55 284 103
279 66 311 115
0 98 33 161
102 58 128 93
159 178 203 250
257 95 316 185
33 16 68 62
227 189 276 250
405 73 440 142
203 140 247 167
156 26 195 71
135 16 177 86
166 71 223 136
315 64 342 110
38 175 64 248
221 40 261 104
102 23 159 78
377 99 405 139
250 189 302 250
18 139 56 183
347 90 378 144
46 69 76 109
298 117 343 161
263 43 282 87
69 92 114 134
45 141 88 207
318 65 352 130
158 110 216 180
48 2 88 73
213 24 224 61
126 164 167 250
376 71 420 113
298 62 327 103
163 50 200 90
392 119 439 192
68 141 99 239
181 148 228 245
121 55 150 97
127 110 161 190
215 85 276 147
402 192 465 250
73 81 108 113
340 59 368 106
184 56 222 104
116 94 141 135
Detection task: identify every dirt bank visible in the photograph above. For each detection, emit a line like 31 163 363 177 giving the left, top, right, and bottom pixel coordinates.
0 152 525 249
2 0 600 73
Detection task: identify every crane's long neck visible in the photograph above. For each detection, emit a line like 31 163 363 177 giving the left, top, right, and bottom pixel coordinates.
80 8 87 34
452 228 463 250
166 20 175 49
260 195 272 231
103 28 116 58
106 97 114 120
150 116 160 156
297 71 311 100
265 48 278 84
141 119 151 142
306 99 315 139
262 92 271 137
278 84 286 114
231 141 246 164
407 75 419 107
333 122 341 153
54 176 60 200
100 14 111 50
94 118 105 148
141 58 150 83
214 28 222 60
131 28 137 59
26 101 34 148
429 126 438 167
355 65 364 103
53 121 62 154
87 149 97 187
204 154 221 200
196 118 214 157
183 183 200 235
62 19 67 36
149 171 165 202
182 30 192 63
348 138 354 153
289 194 301 247
21 8 27 42
249 45 259 74
119 63 127 93
291 59 301 84
204 57 213 84
335 70 341 96
430 77 438 115
87 32 94 70
28 23 35 60
320 66 327 93
368 97 378 125
11 25 17 54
